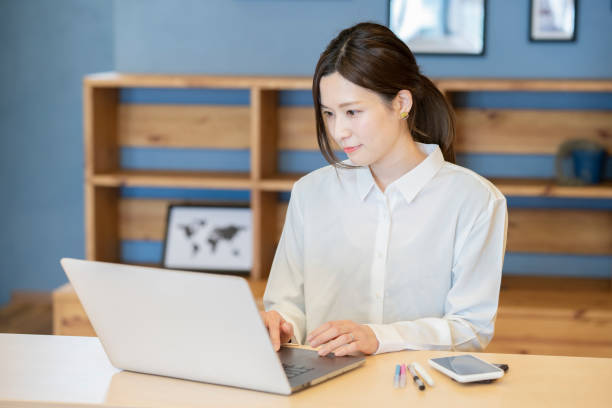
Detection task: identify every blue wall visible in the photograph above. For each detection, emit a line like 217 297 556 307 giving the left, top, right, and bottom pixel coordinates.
0 0 113 305
0 0 611 306
114 0 612 78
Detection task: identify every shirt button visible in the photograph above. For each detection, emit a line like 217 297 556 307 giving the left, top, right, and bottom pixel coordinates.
377 252 383 259
376 292 382 299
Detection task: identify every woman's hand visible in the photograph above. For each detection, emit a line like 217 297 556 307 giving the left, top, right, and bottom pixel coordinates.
259 310 294 351
307 320 379 356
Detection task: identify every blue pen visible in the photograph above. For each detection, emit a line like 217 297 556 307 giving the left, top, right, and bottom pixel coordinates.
394 364 401 388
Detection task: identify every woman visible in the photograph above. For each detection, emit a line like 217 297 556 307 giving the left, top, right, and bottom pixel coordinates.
260 22 507 357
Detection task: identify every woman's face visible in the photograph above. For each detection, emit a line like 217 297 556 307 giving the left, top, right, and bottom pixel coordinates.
319 72 411 169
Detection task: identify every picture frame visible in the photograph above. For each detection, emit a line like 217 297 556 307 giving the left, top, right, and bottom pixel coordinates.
388 0 486 56
161 202 252 274
530 0 577 42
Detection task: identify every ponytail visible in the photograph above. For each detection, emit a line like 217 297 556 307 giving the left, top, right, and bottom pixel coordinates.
409 75 456 163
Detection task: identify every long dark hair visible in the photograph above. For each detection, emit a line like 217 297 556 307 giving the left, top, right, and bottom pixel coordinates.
312 22 456 167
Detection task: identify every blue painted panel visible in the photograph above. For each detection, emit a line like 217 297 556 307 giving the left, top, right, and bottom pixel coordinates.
455 154 612 179
452 92 612 110
121 240 612 279
120 148 251 172
122 241 164 265
503 253 612 279
506 197 612 210
121 187 251 201
279 90 313 107
120 88 250 105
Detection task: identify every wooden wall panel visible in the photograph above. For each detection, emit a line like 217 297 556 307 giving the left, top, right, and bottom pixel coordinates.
454 109 612 154
278 107 317 150
119 199 170 241
118 105 250 148
117 105 612 155
276 107 612 154
508 209 612 255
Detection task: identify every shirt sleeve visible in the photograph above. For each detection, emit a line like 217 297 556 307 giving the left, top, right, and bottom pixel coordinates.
262 182 307 344
366 195 508 354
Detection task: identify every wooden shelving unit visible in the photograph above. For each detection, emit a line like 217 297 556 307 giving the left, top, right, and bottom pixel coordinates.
81 73 612 281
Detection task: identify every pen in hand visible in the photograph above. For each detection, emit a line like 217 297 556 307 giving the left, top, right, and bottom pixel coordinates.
408 363 425 391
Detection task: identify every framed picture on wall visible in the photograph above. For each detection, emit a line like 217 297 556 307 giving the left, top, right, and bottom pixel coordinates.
388 0 486 55
530 0 577 42
162 203 252 274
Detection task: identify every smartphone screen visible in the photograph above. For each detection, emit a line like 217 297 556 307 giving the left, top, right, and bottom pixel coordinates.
431 355 500 375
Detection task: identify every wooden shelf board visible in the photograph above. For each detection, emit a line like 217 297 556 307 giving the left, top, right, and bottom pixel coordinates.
257 173 304 191
85 72 312 90
437 78 612 92
85 74 612 93
89 170 253 189
257 175 612 198
492 179 612 198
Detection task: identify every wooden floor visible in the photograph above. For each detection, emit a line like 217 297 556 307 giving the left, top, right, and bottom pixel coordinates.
2 276 611 358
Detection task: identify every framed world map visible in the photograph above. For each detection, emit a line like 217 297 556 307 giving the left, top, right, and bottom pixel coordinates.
162 203 252 274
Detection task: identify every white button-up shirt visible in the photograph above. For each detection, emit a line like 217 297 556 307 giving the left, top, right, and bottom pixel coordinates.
263 143 508 354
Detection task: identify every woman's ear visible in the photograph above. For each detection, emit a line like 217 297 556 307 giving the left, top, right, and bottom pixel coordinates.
394 90 413 117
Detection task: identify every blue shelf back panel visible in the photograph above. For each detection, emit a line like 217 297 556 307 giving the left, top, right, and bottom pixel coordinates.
120 88 250 105
120 240 612 279
120 148 251 172
121 187 251 201
452 91 612 110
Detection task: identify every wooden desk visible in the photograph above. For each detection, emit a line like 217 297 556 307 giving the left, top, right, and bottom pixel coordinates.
1 334 611 407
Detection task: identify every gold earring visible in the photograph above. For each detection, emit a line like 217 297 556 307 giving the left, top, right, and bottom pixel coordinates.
400 111 408 119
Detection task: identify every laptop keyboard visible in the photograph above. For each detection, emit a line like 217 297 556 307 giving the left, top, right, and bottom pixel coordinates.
282 363 315 379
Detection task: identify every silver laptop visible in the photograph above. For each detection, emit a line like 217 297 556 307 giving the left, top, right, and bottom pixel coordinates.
60 258 365 395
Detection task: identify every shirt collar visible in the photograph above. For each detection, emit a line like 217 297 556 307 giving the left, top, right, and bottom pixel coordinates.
354 143 445 203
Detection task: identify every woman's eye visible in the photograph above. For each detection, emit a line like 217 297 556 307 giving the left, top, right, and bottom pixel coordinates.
322 111 333 117
347 110 359 117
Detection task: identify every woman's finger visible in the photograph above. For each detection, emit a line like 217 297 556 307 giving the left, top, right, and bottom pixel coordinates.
306 321 331 344
308 321 352 347
332 341 359 357
280 321 293 343
317 333 353 356
267 314 282 351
